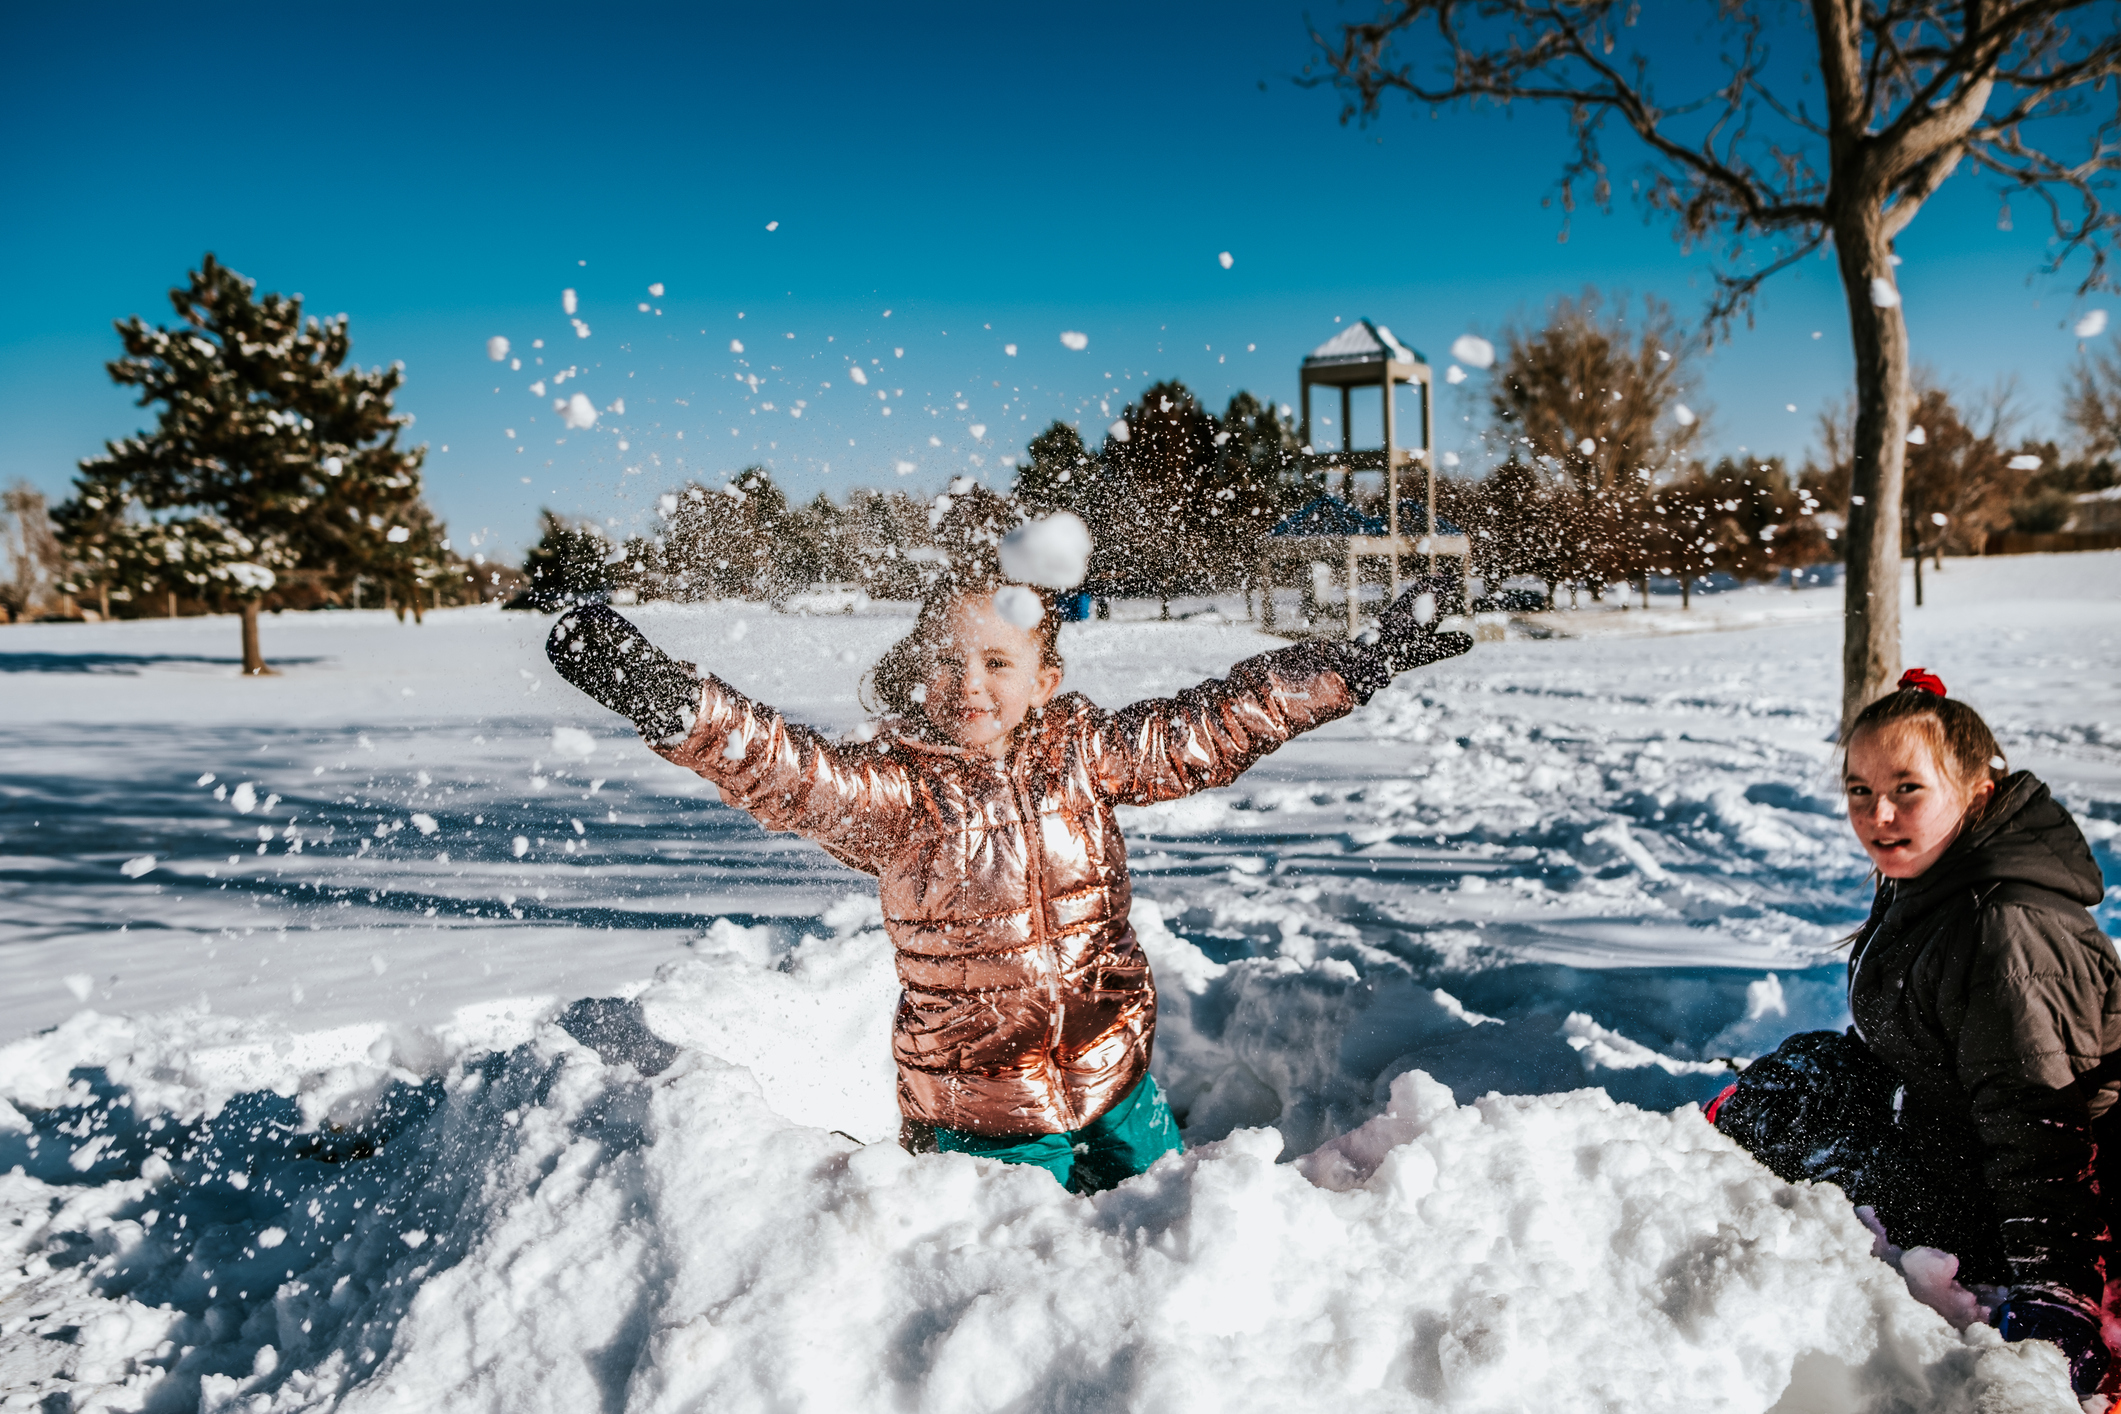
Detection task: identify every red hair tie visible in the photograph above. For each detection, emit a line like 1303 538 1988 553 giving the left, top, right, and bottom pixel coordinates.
1899 667 1947 697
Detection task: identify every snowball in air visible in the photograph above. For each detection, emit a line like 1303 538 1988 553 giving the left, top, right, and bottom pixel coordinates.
849 366 867 385
648 282 665 297
487 336 510 362
730 339 744 354
2008 453 2043 471
969 424 987 440
1449 335 1496 369
1906 426 1926 445
2076 309 2108 338
1107 419 1130 443
562 289 579 315
551 726 597 759
1445 365 1467 384
993 585 1045 630
1060 331 1089 351
562 393 598 430
1868 278 1901 308
1004 344 1017 356
1577 438 1597 456
1674 405 1697 427
1441 451 1460 468
999 512 1093 589
765 220 779 231
120 855 156 879
386 526 411 543
320 457 343 477
1218 252 1234 269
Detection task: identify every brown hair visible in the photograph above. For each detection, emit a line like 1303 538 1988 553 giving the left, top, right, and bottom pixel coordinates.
863 570 1064 727
1843 681 2008 806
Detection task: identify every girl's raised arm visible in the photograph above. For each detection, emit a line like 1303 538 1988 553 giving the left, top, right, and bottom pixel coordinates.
1082 588 1471 806
547 605 913 876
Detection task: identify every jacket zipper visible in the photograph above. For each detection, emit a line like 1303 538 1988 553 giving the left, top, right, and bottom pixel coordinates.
1011 760 1076 1131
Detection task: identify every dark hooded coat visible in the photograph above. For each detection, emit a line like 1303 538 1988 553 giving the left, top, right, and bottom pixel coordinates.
1844 772 2119 1300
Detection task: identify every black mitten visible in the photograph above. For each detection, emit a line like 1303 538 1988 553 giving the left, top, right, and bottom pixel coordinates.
546 605 701 741
1339 580 1474 701
2000 1288 2111 1395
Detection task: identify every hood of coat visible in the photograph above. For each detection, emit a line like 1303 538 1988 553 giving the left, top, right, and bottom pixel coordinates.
1895 772 2104 913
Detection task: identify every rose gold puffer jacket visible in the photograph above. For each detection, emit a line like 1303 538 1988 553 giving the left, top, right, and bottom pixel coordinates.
651 642 1360 1136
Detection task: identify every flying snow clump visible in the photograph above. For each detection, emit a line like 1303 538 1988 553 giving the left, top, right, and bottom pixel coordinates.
385 526 410 543
999 512 1093 589
1449 335 1495 369
895 461 916 475
2076 309 2109 338
1446 366 1467 384
1218 252 1234 269
1906 426 1927 446
562 289 579 315
1107 419 1131 443
120 855 156 879
2008 453 2043 471
993 585 1045 629
1004 344 1017 356
1060 331 1089 351
848 366 867 385
320 457 343 477
730 339 744 354
561 394 599 430
1577 438 1597 456
969 424 987 441
765 220 779 231
648 282 665 297
1674 405 1697 427
410 813 439 836
1869 278 1901 309
487 336 510 362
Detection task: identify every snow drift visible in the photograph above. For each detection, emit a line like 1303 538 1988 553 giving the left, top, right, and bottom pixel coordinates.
0 919 2078 1413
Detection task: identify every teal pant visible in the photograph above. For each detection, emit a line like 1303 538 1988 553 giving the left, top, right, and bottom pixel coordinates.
935 1073 1183 1194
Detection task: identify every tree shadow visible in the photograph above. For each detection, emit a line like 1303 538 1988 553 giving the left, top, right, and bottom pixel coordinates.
0 653 327 675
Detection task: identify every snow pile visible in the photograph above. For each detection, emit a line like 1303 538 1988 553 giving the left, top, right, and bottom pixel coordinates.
0 942 2075 1413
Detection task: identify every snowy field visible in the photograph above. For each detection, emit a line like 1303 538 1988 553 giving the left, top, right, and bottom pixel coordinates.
2 553 2117 1412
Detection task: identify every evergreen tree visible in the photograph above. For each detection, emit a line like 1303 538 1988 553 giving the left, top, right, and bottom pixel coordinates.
59 255 437 672
513 511 614 611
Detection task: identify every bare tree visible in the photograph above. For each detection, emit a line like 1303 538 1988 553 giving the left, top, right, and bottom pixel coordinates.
2065 339 2121 455
1 482 67 623
1319 2 2121 730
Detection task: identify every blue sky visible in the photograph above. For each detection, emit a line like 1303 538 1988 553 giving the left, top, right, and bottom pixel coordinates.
3 1 2107 554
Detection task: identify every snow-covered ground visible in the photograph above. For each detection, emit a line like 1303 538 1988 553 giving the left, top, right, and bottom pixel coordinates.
2 554 2116 1411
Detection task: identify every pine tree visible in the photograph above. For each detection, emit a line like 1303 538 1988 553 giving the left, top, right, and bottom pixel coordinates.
59 254 437 672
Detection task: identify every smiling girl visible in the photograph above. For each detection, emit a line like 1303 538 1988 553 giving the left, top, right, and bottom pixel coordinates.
1711 669 2119 1394
543 558 1469 1193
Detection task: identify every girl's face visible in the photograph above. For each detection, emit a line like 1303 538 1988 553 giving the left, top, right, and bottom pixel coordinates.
1843 721 1992 879
921 592 1062 758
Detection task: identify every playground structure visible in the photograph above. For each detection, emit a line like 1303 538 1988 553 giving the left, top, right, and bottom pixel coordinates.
1261 320 1470 635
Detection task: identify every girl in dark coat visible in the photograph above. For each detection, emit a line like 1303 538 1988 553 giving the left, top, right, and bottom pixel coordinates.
1712 669 2119 1394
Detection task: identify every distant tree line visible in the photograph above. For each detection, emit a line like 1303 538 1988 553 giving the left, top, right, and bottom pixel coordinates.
1434 291 2108 610
513 385 1320 614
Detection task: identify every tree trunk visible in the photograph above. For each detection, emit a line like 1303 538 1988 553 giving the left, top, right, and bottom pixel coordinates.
168 589 177 618
1681 575 1691 610
1835 222 1911 734
240 599 270 675
98 584 110 620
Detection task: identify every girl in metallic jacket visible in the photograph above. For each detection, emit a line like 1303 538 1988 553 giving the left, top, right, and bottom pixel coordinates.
548 574 1469 1192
